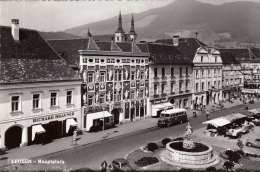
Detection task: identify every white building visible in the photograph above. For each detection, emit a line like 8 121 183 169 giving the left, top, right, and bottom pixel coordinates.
0 19 81 149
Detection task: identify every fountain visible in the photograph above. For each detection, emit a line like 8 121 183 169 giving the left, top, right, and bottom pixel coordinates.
160 122 219 169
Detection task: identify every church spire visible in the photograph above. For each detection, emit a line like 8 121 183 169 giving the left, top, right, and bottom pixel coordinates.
130 14 136 34
116 11 124 33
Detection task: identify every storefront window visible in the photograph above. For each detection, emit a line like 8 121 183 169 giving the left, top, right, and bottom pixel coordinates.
33 94 40 109
11 96 20 112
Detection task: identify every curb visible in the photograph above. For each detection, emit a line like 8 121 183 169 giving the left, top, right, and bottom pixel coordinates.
0 125 158 169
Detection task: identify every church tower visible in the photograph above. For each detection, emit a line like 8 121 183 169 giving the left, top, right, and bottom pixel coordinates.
114 11 125 43
129 14 137 42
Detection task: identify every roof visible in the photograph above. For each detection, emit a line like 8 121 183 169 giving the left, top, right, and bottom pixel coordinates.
203 117 231 127
218 48 260 63
224 113 247 122
48 38 88 65
0 26 80 84
155 38 207 61
147 43 192 65
49 37 149 65
218 49 240 64
152 102 174 110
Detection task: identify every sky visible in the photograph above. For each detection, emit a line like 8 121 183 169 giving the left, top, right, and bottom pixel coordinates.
0 0 259 32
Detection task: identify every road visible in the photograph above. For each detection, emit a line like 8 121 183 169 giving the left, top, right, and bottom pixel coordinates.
38 102 260 170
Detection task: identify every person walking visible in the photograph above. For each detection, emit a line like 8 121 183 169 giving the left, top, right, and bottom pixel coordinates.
206 110 210 120
100 160 108 172
72 130 77 145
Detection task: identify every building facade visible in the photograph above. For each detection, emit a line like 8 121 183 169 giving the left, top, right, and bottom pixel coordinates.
156 37 223 110
0 20 81 149
79 35 149 130
146 43 193 117
219 49 243 101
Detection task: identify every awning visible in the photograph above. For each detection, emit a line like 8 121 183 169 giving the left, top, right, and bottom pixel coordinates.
161 108 187 115
32 124 46 141
248 108 260 115
152 102 174 110
86 111 113 131
203 117 231 127
66 118 78 133
224 113 247 122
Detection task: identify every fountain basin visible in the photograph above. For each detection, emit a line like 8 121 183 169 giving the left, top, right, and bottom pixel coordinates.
161 141 219 168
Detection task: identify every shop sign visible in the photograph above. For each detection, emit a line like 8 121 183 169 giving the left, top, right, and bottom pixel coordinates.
33 111 75 123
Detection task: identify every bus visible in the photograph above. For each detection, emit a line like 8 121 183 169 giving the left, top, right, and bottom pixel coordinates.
157 108 188 128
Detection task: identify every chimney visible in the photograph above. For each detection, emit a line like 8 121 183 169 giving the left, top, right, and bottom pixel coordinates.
172 35 180 47
11 19 19 41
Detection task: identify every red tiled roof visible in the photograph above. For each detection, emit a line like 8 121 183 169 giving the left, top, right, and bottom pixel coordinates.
0 26 80 84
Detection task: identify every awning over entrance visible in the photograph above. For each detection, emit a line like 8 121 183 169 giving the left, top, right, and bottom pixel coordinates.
66 118 78 133
32 124 45 141
152 102 174 117
248 108 260 115
86 111 112 131
203 117 231 127
224 113 246 122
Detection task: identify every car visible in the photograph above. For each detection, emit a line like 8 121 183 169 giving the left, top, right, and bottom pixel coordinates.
245 139 260 149
111 158 133 172
226 127 244 138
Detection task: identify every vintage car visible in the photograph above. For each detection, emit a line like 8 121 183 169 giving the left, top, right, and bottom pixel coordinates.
111 158 133 172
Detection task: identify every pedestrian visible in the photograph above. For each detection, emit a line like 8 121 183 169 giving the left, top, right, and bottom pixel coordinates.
101 160 108 172
193 111 197 118
206 110 210 120
72 130 77 145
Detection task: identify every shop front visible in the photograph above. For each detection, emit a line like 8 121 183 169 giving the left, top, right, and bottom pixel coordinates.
84 111 113 132
0 109 81 149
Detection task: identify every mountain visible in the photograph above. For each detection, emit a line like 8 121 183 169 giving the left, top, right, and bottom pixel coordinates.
39 31 82 40
64 0 260 44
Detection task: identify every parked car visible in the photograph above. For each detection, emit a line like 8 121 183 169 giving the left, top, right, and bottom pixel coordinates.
111 158 133 172
226 127 244 138
245 139 260 149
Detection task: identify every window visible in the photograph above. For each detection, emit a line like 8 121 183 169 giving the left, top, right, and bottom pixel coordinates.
179 67 182 77
185 81 189 90
154 84 158 95
115 70 118 81
208 82 211 89
66 91 72 105
162 68 165 78
33 94 40 109
118 70 122 81
201 82 204 91
171 83 174 93
195 83 199 92
140 71 144 79
100 94 105 104
179 82 183 92
186 67 188 76
131 71 135 80
218 81 221 88
201 56 203 62
154 68 157 78
101 59 105 63
214 81 217 87
215 56 217 63
130 90 135 99
88 72 94 83
100 72 106 82
202 69 204 78
89 58 93 63
95 58 99 63
161 84 165 94
208 69 210 77
50 92 57 107
171 67 174 78
11 96 20 112
195 70 198 78
88 95 94 106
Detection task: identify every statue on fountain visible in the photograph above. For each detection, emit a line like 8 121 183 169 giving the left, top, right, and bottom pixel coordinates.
183 122 195 149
